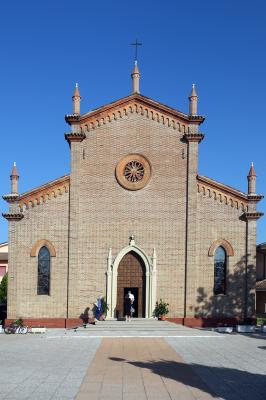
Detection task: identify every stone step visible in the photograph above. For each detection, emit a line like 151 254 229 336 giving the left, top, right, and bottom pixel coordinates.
73 320 185 331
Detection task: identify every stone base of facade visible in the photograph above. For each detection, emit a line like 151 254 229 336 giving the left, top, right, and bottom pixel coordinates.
5 316 256 328
5 318 84 328
168 317 256 327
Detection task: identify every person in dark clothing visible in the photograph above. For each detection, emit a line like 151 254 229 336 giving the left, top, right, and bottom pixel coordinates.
125 291 134 322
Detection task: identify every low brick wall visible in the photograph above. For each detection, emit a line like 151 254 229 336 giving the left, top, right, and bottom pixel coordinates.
168 317 242 327
5 318 84 328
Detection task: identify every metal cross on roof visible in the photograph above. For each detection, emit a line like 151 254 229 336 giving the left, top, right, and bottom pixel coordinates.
131 39 142 61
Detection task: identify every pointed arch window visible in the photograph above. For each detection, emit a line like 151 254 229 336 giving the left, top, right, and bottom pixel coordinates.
214 246 226 295
38 246 50 295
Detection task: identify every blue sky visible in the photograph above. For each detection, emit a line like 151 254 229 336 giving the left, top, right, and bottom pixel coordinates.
0 0 265 243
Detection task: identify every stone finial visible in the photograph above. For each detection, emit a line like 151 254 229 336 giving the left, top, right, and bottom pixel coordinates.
189 83 198 116
72 83 81 115
108 248 112 260
131 61 140 94
129 234 135 245
10 162 19 194
247 162 256 194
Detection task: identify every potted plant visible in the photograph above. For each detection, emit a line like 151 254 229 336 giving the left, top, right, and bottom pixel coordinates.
154 299 169 321
257 317 266 333
13 318 23 327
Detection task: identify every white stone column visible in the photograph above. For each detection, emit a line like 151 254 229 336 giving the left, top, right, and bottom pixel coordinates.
151 248 157 317
145 272 150 318
106 248 112 319
111 270 118 318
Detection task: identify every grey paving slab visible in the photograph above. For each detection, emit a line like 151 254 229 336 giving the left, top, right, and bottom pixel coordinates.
167 332 266 400
0 334 101 400
0 322 265 400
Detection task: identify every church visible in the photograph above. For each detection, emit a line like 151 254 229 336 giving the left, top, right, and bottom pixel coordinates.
3 62 264 327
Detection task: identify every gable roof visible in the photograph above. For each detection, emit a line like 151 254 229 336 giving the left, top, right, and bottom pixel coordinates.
0 242 8 261
0 242 8 250
257 242 266 251
256 279 266 291
65 93 205 127
197 175 248 202
18 175 69 210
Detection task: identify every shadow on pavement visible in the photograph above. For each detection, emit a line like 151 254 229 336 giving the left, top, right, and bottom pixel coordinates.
110 357 266 400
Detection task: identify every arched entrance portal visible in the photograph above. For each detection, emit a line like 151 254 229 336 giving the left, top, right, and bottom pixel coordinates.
106 238 157 319
116 251 146 318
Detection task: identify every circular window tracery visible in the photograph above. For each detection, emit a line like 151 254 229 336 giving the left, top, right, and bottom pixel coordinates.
124 160 145 182
116 154 151 191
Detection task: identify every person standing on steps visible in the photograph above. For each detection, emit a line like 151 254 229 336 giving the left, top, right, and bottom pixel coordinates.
125 290 134 322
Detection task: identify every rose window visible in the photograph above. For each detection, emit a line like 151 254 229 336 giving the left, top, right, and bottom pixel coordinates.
124 161 145 182
115 154 151 190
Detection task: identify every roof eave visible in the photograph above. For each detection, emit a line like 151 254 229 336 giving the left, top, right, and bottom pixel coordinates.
66 93 205 126
19 175 70 201
197 175 248 202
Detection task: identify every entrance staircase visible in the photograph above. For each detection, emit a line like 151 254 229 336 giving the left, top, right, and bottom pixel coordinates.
65 318 198 337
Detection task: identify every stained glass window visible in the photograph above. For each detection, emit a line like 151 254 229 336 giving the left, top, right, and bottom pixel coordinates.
37 246 50 295
214 246 226 295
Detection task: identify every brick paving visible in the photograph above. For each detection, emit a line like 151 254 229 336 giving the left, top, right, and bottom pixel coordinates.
76 338 216 400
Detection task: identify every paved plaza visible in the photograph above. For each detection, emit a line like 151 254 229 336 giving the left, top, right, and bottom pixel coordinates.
0 321 265 399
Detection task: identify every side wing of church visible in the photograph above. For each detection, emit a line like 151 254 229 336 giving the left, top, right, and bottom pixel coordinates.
3 63 263 327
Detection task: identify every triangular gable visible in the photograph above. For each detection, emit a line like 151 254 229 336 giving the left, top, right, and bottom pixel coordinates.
197 174 249 211
18 175 69 210
65 93 204 133
0 242 8 251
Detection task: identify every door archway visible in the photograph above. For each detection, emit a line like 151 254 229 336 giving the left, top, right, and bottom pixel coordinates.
106 240 157 319
116 251 146 318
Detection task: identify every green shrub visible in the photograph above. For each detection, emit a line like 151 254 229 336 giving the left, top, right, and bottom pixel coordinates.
0 273 7 303
154 299 169 317
257 317 266 326
13 318 23 326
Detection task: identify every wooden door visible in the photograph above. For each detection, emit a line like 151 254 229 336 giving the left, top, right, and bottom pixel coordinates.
116 251 146 318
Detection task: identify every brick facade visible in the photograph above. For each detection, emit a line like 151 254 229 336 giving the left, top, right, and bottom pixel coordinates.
3 91 263 326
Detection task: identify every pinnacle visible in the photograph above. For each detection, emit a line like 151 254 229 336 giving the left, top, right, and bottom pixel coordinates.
11 162 19 177
190 83 198 98
73 83 81 98
132 60 140 75
248 162 256 177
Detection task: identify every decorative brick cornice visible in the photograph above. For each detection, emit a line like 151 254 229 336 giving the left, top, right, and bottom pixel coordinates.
2 213 24 221
197 175 249 211
2 194 20 203
184 133 205 143
65 94 205 135
247 194 264 202
65 132 86 145
18 175 69 211
65 114 80 123
244 212 264 221
188 115 205 122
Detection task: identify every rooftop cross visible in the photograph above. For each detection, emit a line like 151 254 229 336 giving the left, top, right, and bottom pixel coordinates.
130 39 142 61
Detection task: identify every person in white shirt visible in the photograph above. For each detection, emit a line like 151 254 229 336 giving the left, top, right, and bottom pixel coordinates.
128 291 134 302
125 291 135 322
